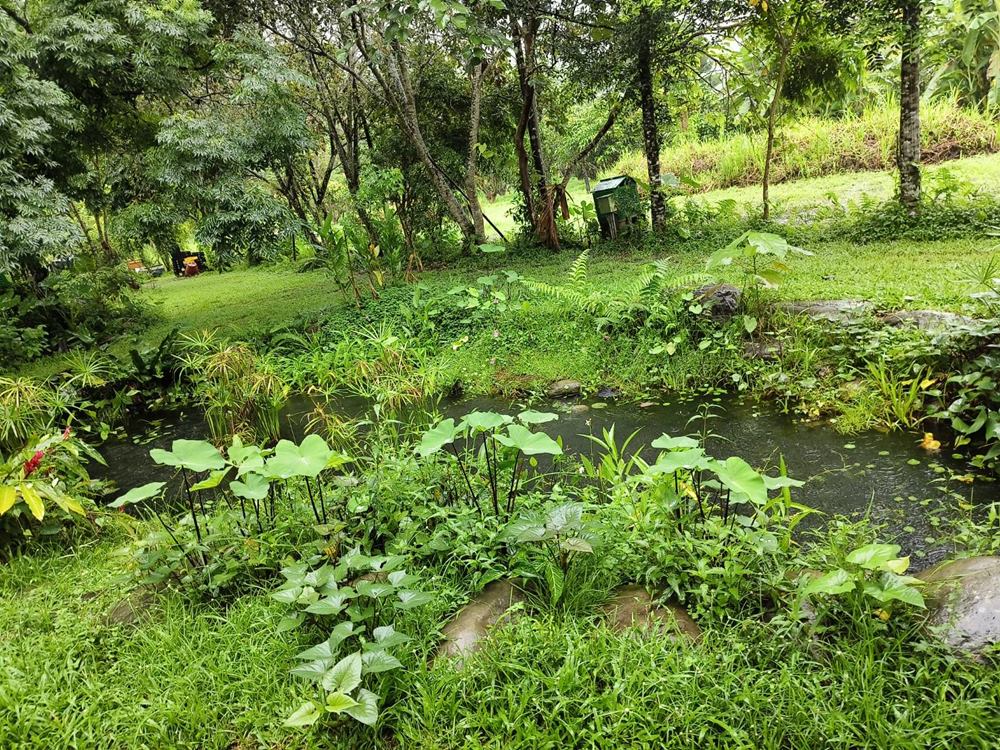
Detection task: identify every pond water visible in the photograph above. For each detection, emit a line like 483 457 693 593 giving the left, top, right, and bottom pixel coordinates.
92 394 997 566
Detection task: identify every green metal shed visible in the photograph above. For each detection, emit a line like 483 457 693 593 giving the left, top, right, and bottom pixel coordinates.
592 175 642 239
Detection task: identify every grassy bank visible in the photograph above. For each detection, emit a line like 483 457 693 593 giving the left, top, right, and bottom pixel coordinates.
612 99 1000 192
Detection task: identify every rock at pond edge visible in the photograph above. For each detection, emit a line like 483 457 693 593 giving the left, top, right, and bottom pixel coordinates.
918 556 1000 657
600 584 701 641
545 379 583 399
437 580 524 661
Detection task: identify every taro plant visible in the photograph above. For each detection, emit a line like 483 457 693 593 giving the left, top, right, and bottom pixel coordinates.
505 501 605 612
274 550 434 728
416 410 562 522
112 434 353 595
794 542 926 622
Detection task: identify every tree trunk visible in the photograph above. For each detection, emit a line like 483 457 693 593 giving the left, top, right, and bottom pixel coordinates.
512 12 558 249
762 18 799 222
638 16 665 232
465 61 487 244
898 0 922 215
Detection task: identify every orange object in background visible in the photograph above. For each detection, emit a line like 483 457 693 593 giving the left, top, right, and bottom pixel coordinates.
126 259 145 272
183 259 200 277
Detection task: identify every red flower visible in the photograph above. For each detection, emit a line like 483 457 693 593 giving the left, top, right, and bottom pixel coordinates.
24 450 45 477
62 426 72 441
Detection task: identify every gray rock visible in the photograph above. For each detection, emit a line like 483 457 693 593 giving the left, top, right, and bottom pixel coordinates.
102 588 156 627
743 339 782 361
694 283 742 320
918 556 1000 656
545 379 582 399
438 580 524 661
600 585 701 641
779 300 874 323
568 404 590 415
882 309 987 336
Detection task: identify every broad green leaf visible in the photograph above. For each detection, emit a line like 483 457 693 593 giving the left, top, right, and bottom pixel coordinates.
325 692 359 714
416 419 459 457
0 485 15 515
864 573 925 608
517 410 559 425
267 435 332 479
846 544 903 571
290 659 333 682
651 434 699 450
230 473 269 501
763 475 805 490
560 537 593 554
396 590 434 609
461 411 511 433
19 484 44 521
322 652 362 694
356 581 395 599
271 586 302 604
801 568 855 597
369 625 410 650
362 649 402 674
108 481 165 509
150 439 224 472
742 315 758 334
647 448 710 475
387 570 417 588
345 689 379 726
284 701 321 727
276 613 304 633
296 622 356 661
711 457 768 505
190 469 229 492
494 424 562 456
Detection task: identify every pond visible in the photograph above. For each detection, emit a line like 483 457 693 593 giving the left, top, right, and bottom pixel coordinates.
92 394 997 566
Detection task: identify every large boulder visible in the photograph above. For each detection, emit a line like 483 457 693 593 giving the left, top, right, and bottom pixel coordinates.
881 309 987 337
694 283 742 320
437 580 524 661
779 300 874 323
918 556 1000 656
600 585 701 641
545 379 582 399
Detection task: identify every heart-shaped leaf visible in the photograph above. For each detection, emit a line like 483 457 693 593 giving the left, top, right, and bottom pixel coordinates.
710 457 768 505
416 419 459 457
517 410 558 425
494 424 562 456
230 473 269 501
109 481 166 509
345 689 379 726
267 435 332 479
284 701 321 727
651 434 699 451
322 652 362 694
150 439 224 472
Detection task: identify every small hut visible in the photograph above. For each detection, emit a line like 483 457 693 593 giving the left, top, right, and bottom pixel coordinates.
591 175 642 239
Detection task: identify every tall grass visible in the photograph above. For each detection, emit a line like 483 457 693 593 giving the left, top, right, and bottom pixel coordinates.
613 97 1000 191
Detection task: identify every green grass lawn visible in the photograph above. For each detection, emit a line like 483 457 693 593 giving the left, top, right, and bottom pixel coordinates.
482 152 1000 237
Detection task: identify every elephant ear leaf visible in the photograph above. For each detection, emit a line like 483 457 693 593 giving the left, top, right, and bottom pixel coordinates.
494 424 562 456
109 481 166 509
416 419 459 457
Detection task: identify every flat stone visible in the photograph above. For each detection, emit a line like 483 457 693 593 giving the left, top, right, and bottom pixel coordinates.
918 556 1000 656
694 283 742 320
779 300 874 323
438 580 524 661
600 585 700 641
545 379 582 399
102 588 156 627
881 309 987 336
568 404 590 415
743 339 782 361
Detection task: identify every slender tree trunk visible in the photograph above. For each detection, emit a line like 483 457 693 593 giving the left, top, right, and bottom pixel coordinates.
762 17 800 222
898 0 922 215
465 61 487 244
638 16 665 231
512 12 558 249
